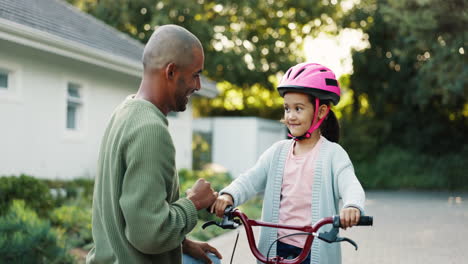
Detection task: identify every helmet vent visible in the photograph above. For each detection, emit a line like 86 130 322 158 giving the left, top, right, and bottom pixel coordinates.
293 68 306 79
286 69 292 79
320 69 327 72
325 78 338 86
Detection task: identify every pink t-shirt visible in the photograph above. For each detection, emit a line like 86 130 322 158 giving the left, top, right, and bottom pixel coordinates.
277 137 322 248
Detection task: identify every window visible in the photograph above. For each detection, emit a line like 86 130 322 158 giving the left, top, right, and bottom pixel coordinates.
0 64 22 101
0 71 8 89
66 82 83 130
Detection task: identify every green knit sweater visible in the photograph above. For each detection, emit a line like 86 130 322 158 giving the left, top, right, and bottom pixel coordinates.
86 96 198 264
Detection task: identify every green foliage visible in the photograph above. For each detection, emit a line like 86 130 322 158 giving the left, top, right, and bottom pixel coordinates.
44 178 95 205
355 145 468 190
0 200 75 264
237 195 263 220
188 219 229 242
0 175 95 258
179 169 224 240
50 205 93 248
340 116 391 162
179 169 231 224
178 169 263 241
0 175 54 217
192 132 213 170
71 179 94 201
179 169 232 198
343 0 467 154
193 81 285 119
188 196 264 241
66 0 342 90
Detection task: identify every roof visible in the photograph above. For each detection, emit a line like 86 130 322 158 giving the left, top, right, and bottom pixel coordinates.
0 0 143 62
0 0 218 97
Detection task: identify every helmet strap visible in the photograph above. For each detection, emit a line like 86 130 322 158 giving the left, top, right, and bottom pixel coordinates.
288 98 330 141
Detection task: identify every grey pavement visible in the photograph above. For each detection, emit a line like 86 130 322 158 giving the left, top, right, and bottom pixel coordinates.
207 191 468 264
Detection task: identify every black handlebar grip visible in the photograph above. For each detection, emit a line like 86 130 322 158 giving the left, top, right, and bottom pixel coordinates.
357 216 373 226
333 215 374 227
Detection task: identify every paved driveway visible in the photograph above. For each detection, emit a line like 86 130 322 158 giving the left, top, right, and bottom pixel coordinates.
207 191 468 264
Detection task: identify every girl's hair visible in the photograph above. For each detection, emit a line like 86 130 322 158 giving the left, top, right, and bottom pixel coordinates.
312 97 340 143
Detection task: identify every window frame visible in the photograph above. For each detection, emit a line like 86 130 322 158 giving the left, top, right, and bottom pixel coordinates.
66 82 84 131
63 78 87 140
0 69 8 89
0 61 22 102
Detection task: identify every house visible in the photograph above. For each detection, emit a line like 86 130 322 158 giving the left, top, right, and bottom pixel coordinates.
193 117 287 178
0 0 218 179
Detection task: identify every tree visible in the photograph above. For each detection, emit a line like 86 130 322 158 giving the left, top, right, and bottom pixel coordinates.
342 0 467 154
67 0 341 89
66 0 347 118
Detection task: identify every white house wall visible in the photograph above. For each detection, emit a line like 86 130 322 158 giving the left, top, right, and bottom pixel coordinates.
167 105 193 170
194 117 286 179
213 118 257 178
0 40 192 179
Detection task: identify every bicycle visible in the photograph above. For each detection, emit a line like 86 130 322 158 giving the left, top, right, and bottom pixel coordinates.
203 206 373 264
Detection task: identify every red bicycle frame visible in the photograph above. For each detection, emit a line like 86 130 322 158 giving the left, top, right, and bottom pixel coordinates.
203 207 373 264
234 209 333 264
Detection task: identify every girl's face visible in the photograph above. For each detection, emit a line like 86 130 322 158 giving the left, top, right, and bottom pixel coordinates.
283 92 315 137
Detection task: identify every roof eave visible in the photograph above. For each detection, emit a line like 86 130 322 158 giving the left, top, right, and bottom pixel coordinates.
0 18 219 98
0 18 142 77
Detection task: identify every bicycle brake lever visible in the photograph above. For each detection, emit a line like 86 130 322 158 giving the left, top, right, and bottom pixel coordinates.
219 217 240 229
318 228 359 250
202 221 217 229
336 236 358 250
317 227 339 243
202 215 240 230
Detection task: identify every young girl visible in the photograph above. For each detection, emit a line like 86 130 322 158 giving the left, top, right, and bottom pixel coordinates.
211 63 365 264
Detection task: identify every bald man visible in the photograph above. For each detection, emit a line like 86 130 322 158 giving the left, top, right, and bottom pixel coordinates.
87 25 221 264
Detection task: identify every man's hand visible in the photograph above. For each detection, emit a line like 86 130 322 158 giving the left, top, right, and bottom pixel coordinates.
182 239 222 264
340 207 361 229
210 194 234 218
186 179 218 210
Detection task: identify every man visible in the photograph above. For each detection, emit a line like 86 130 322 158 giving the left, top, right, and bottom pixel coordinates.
87 25 221 264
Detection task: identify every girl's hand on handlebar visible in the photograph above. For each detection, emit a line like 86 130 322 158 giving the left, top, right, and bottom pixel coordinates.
210 194 234 218
340 207 360 229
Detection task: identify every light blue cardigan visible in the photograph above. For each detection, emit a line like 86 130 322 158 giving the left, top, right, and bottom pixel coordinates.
220 137 365 264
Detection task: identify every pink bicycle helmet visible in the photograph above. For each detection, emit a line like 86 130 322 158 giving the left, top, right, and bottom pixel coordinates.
277 63 341 140
277 62 340 105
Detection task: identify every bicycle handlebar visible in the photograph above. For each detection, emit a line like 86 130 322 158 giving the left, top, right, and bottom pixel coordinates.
203 206 373 264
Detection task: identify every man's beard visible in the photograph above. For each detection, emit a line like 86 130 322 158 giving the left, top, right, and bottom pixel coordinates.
175 96 187 112
174 78 189 112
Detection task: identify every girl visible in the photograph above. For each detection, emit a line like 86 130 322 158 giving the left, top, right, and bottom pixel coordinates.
211 63 365 264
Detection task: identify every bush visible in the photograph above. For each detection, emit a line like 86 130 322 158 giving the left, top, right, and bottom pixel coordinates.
179 169 232 195
340 116 390 163
355 145 468 190
50 205 92 248
0 200 74 264
192 132 213 170
71 178 94 202
188 195 263 241
179 169 232 222
0 175 54 217
178 169 264 241
44 178 94 205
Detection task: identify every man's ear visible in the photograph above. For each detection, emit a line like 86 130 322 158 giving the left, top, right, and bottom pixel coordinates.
318 104 329 119
165 63 176 80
